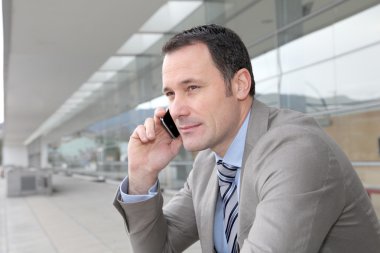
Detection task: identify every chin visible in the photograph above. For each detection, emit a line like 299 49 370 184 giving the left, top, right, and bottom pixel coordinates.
183 140 208 152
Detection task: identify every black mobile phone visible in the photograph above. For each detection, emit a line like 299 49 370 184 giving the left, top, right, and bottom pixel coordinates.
160 110 180 139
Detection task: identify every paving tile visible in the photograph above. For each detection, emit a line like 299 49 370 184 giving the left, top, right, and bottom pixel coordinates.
0 175 204 253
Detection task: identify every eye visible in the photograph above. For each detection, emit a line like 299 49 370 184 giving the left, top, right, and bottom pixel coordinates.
165 91 175 97
187 85 200 91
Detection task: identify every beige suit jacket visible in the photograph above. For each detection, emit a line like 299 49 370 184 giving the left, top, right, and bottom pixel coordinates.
114 100 380 252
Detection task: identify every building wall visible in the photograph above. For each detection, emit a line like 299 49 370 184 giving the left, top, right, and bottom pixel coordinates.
324 110 380 161
324 110 380 186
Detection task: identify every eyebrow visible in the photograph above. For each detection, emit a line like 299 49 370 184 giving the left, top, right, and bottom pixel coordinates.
162 78 203 93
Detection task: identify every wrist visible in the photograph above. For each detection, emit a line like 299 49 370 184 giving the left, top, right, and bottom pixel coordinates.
128 171 158 195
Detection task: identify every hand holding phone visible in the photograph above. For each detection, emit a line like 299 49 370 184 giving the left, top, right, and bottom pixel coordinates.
160 110 180 139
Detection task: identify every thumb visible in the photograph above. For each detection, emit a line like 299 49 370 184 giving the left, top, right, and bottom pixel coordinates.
170 136 183 154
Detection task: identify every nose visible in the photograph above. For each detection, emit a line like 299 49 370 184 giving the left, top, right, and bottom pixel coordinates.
169 96 190 120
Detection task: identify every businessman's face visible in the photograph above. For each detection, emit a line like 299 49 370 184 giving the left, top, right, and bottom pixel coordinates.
162 43 250 156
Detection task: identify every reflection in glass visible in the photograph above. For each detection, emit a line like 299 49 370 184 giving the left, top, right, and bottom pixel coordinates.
47 1 380 189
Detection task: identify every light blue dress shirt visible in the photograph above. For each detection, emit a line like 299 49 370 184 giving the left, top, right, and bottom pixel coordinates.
213 112 250 252
119 111 250 252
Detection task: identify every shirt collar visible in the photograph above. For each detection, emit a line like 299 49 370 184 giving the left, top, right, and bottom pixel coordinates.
214 110 251 168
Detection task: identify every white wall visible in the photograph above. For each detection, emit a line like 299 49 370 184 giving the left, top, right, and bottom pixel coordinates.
2 143 28 167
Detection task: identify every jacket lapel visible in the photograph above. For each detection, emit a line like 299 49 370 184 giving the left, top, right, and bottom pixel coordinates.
238 99 270 246
241 99 270 174
199 159 219 252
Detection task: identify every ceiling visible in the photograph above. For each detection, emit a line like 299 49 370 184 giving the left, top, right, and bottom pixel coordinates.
3 0 166 146
4 0 377 149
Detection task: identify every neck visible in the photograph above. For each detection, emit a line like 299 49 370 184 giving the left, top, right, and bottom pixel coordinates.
214 100 252 157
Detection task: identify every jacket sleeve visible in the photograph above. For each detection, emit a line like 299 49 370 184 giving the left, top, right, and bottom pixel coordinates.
240 126 346 252
113 170 199 253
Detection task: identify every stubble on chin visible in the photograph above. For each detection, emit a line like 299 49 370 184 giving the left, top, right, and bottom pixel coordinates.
182 138 209 153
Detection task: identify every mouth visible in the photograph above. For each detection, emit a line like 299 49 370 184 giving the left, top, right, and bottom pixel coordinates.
178 123 202 134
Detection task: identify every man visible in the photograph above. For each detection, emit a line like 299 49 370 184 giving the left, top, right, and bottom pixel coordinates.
114 24 380 252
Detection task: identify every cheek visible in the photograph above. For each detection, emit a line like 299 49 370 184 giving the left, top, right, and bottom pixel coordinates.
213 104 238 130
206 112 224 135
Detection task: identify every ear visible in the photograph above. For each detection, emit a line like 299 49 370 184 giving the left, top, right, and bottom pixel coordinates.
233 68 251 100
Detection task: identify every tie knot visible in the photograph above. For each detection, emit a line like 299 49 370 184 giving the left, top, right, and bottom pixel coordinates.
217 160 238 184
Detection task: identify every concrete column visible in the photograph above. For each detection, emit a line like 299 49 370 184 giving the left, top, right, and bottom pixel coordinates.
275 0 303 46
40 138 49 168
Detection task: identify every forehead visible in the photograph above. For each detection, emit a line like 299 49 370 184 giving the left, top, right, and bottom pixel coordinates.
163 43 212 68
162 43 217 83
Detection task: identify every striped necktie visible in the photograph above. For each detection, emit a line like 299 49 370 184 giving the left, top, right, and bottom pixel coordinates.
216 160 240 253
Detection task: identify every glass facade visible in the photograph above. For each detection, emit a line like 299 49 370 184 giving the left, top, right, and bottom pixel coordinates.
45 0 380 190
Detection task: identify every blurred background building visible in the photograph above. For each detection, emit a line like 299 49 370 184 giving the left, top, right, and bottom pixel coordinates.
2 0 380 190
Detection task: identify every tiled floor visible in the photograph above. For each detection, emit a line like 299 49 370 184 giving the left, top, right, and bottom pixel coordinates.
1 173 380 253
0 175 201 253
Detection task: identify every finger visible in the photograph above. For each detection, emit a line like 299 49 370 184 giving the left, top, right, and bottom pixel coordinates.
132 125 150 143
144 118 156 140
154 107 167 124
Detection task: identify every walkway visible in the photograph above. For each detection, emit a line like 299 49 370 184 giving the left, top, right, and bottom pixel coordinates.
1 172 379 253
0 174 201 253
